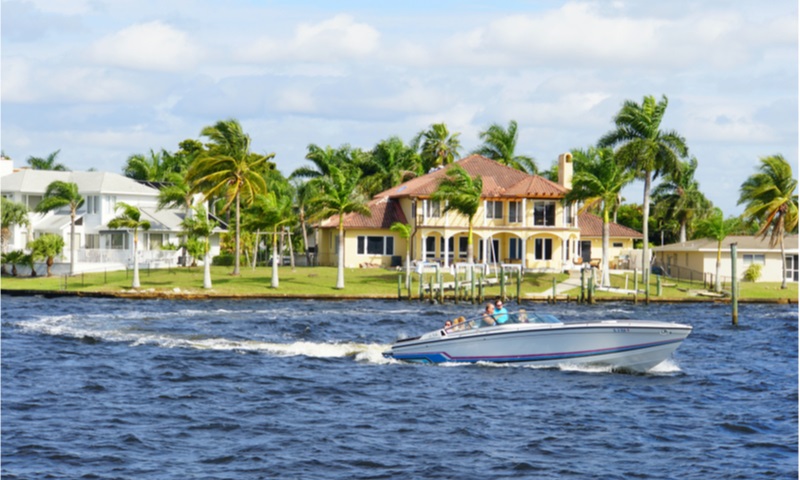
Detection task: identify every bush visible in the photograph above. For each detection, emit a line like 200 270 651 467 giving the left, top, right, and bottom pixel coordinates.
743 263 762 282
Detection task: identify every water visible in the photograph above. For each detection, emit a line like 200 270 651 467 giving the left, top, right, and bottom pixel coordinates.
2 295 797 479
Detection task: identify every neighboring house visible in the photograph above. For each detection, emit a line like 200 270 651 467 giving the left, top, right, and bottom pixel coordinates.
317 153 641 272
577 212 643 269
653 235 799 284
1 167 225 274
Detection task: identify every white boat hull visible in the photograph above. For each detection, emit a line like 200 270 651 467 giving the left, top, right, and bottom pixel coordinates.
384 320 692 373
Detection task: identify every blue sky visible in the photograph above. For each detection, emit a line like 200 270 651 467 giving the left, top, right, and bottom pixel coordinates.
2 0 797 216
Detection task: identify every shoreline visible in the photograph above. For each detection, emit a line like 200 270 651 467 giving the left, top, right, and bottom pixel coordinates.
2 288 796 304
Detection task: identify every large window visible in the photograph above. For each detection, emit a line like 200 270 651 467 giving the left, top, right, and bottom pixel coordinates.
85 196 99 214
357 236 395 255
459 237 468 258
787 255 799 282
533 201 556 226
85 234 100 249
424 200 441 218
508 238 522 260
743 254 765 265
485 201 503 220
534 238 553 260
508 201 522 223
109 232 128 250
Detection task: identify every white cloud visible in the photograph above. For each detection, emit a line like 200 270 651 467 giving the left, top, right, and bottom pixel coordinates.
89 21 203 72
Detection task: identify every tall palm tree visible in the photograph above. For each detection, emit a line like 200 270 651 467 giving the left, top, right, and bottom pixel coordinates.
652 157 710 242
124 149 168 182
431 165 483 263
473 120 536 173
695 208 739 292
27 149 68 171
599 94 688 301
247 192 295 288
360 137 422 197
290 144 347 181
29 234 65 277
34 181 84 275
738 154 799 289
414 123 462 173
181 205 218 289
294 180 318 266
390 222 413 289
310 164 370 289
186 118 274 275
108 202 151 288
566 147 634 287
1 197 29 254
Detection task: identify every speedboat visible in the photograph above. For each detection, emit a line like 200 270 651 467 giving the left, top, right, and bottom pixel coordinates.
383 311 692 373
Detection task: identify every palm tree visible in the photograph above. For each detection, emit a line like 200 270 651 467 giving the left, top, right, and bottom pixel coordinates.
181 205 218 289
124 149 168 182
2 249 26 276
738 154 799 289
186 118 274 275
599 94 688 301
310 164 370 289
390 222 413 289
29 234 65 277
565 147 634 287
414 123 462 172
290 144 347 181
108 202 151 288
27 149 68 171
695 208 739 292
473 120 536 173
34 181 84 275
294 180 318 266
247 192 295 288
431 165 483 263
158 171 194 266
652 157 710 243
360 137 422 197
1 197 29 254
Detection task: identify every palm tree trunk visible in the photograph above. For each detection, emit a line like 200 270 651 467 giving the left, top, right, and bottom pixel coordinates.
780 231 787 289
336 222 345 289
642 174 652 302
601 209 610 287
467 222 474 264
233 193 241 276
679 220 687 243
271 228 279 288
70 208 77 276
288 229 296 272
132 231 141 288
300 213 312 266
252 230 260 269
203 240 212 289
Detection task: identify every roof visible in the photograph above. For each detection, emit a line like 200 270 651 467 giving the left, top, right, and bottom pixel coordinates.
140 206 185 232
653 235 799 253
319 196 407 229
378 155 567 199
0 169 158 196
35 212 79 232
578 213 643 239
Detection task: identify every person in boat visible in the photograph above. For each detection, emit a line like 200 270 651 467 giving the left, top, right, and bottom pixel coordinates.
493 299 509 324
517 308 528 323
454 316 466 331
481 303 496 326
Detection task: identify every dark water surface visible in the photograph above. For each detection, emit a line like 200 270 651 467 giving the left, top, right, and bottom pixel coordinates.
2 295 797 479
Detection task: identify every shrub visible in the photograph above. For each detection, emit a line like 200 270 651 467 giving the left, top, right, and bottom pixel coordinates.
743 263 762 282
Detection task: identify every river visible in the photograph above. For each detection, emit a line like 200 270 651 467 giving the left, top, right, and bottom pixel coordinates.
2 295 797 479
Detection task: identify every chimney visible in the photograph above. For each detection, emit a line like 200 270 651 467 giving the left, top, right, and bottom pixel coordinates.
558 152 573 190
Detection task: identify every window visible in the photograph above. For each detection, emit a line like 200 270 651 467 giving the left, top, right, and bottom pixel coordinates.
613 242 623 248
563 202 573 226
533 201 556 226
508 238 522 260
105 195 118 213
424 200 441 218
534 238 552 260
424 236 436 257
357 236 395 255
508 201 522 223
439 237 455 256
109 232 128 250
149 233 165 250
485 201 503 220
786 255 798 282
743 254 765 265
459 237 468 257
25 195 43 210
86 196 99 214
85 234 100 249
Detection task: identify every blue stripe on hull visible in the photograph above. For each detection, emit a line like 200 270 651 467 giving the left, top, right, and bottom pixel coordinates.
387 338 685 365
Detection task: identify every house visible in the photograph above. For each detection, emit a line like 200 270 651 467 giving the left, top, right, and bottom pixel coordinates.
653 235 799 284
316 153 642 272
1 167 225 274
577 212 643 269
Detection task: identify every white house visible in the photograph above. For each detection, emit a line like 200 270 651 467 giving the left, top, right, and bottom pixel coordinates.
1 167 225 275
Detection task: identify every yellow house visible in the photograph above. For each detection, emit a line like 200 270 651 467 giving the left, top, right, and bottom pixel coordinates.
577 212 643 269
316 153 642 272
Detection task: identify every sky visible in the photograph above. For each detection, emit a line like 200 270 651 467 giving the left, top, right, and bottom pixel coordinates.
2 0 797 217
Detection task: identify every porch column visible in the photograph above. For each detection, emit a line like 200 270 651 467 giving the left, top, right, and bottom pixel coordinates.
522 198 527 227
443 234 450 268
521 237 527 270
421 234 426 261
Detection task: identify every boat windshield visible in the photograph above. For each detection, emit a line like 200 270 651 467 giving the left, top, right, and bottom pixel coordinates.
441 311 562 334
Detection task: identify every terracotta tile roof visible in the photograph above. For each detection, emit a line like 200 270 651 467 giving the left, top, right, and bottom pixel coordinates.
319 196 407 229
579 213 643 239
378 154 567 199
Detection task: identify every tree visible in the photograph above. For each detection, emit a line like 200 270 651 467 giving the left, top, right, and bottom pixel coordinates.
390 222 413 289
1 197 29 254
738 154 799 289
35 181 84 275
652 157 710 243
290 144 347 181
124 149 168 182
431 165 483 263
414 123 462 173
695 208 738 292
247 192 295 288
294 180 318 267
599 94 688 302
108 202 151 288
360 137 422 197
186 118 274 276
566 147 634 287
2 249 26 276
309 164 370 289
473 120 536 173
29 234 65 277
181 205 218 289
27 149 68 171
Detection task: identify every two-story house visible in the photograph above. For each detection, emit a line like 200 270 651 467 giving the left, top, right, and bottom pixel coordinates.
316 153 588 271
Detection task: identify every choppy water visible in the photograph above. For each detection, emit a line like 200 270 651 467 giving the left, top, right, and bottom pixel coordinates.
2 295 797 479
